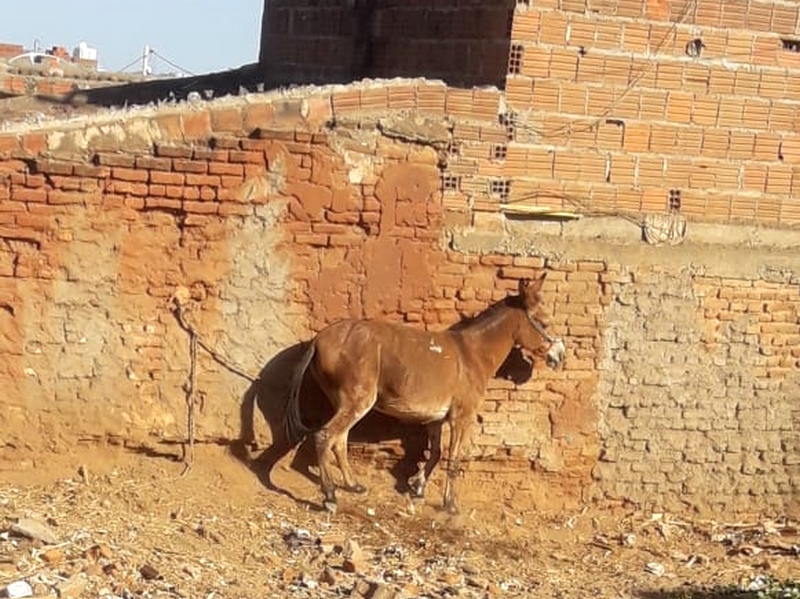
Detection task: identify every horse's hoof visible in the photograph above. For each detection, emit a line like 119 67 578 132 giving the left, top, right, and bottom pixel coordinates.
407 475 426 499
408 485 425 499
409 493 426 506
445 502 460 515
323 500 338 514
343 483 367 495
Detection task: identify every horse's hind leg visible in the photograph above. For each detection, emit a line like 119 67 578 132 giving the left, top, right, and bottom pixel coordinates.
314 391 375 511
313 428 339 512
332 436 366 494
408 421 443 499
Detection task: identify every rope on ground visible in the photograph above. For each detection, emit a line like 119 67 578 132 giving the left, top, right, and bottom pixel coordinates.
169 287 259 474
173 302 199 476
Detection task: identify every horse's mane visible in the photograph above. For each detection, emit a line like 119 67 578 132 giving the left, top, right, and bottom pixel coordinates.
447 296 524 332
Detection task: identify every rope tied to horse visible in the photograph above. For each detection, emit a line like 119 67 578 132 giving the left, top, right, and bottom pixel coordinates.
169 286 259 474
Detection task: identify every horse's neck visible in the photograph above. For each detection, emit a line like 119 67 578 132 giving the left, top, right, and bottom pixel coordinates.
455 304 520 379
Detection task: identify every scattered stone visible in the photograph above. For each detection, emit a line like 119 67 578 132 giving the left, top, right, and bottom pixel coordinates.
299 571 318 590
182 564 201 579
32 582 51 596
467 576 489 589
350 579 372 597
9 519 59 545
284 528 314 551
77 465 90 485
281 567 299 584
101 563 118 576
55 574 87 599
4 580 33 599
195 524 223 544
487 582 503 595
645 562 665 576
342 559 360 574
342 539 368 574
686 554 709 567
82 563 103 577
440 571 463 586
139 564 161 581
730 544 762 557
367 582 394 599
319 533 346 555
320 566 339 586
40 548 65 564
343 539 362 559
745 574 769 591
84 544 113 561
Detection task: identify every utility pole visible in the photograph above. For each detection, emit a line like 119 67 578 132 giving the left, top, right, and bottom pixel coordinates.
142 44 153 76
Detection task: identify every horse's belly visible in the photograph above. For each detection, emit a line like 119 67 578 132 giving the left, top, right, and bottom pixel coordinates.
375 396 450 423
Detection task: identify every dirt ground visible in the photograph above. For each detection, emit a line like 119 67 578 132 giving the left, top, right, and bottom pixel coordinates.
0 441 796 599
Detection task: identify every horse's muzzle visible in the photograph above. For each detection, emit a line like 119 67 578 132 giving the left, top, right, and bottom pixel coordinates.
545 339 566 369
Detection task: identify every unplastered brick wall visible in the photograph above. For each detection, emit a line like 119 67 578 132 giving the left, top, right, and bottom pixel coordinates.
0 74 99 97
490 0 800 226
0 78 796 514
259 0 516 88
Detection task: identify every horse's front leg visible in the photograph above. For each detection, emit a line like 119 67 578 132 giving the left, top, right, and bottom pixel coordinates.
408 420 443 499
442 410 474 515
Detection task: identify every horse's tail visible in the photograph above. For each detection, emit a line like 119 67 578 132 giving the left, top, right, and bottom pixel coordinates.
284 340 318 446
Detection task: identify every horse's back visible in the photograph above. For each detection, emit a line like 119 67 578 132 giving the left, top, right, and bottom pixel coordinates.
312 319 465 421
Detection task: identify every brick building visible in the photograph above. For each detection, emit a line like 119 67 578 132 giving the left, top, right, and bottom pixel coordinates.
260 0 800 226
0 0 796 515
0 43 24 60
259 0 516 88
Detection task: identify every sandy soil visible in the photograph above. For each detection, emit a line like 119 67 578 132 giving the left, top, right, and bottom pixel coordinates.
0 442 796 599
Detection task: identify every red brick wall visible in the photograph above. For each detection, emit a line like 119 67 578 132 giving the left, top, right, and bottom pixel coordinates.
259 0 516 88
0 81 797 514
499 0 800 226
0 43 23 59
0 73 135 98
258 0 800 227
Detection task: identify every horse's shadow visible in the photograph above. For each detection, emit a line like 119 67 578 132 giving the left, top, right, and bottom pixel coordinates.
229 341 534 506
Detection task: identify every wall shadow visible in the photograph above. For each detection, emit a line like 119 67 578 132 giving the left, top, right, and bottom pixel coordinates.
231 339 534 505
62 63 265 109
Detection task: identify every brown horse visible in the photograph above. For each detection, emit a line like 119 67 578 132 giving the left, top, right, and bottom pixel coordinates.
284 274 565 514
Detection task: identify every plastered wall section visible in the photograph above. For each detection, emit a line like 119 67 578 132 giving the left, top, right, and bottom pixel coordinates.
0 79 797 514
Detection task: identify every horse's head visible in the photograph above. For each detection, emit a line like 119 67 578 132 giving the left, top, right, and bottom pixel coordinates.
514 273 565 369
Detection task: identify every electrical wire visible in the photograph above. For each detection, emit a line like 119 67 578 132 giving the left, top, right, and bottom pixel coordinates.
115 54 148 74
512 0 700 140
114 48 195 76
151 50 196 76
502 0 702 223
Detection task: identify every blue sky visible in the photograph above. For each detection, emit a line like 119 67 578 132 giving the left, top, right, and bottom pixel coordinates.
2 0 264 75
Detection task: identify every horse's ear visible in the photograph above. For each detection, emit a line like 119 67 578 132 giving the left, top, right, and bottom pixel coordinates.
518 278 530 295
529 271 547 291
